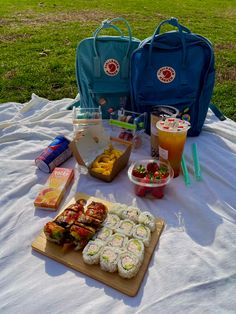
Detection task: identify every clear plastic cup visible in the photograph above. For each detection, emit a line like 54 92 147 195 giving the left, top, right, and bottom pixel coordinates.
150 106 179 158
156 118 190 178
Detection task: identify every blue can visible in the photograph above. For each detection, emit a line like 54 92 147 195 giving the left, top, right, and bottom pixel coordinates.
35 135 72 173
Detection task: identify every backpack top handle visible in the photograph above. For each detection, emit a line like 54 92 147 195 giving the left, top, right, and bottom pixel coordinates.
148 17 191 68
93 17 133 78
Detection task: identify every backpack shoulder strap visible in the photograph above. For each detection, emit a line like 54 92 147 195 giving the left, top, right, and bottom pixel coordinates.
209 103 226 121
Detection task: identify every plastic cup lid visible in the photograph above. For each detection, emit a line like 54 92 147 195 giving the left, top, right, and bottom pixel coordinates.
156 118 190 132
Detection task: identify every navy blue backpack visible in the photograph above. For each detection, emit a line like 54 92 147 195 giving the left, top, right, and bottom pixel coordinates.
130 18 223 136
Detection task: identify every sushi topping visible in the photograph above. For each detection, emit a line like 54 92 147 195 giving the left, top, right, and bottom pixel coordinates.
101 248 118 262
110 234 125 247
136 225 148 237
119 220 134 233
122 256 135 270
86 201 108 221
87 243 100 256
128 239 142 253
44 222 66 243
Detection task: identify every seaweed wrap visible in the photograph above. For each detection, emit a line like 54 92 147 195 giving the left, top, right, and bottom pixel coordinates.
116 219 135 237
100 246 120 272
107 233 128 249
118 251 141 279
138 211 156 232
82 239 105 265
121 206 141 223
132 224 151 247
44 221 66 244
103 213 120 231
126 238 145 263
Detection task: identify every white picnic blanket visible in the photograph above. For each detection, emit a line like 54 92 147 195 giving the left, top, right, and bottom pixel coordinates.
0 94 236 314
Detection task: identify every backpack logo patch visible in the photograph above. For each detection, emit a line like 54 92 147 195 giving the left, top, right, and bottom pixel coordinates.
104 59 120 76
157 66 175 83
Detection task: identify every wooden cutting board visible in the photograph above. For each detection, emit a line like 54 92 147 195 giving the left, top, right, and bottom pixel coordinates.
31 192 165 297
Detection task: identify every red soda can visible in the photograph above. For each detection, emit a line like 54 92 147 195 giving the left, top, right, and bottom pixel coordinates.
35 135 72 173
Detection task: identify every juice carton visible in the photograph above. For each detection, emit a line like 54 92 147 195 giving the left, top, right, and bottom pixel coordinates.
34 167 74 210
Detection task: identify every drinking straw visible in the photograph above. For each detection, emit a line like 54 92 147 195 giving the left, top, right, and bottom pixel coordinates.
192 143 202 181
181 154 191 186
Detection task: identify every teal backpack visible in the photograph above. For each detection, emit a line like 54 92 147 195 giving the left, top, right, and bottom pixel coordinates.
73 17 140 119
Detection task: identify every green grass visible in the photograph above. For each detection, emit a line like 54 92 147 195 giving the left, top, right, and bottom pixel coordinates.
0 0 235 120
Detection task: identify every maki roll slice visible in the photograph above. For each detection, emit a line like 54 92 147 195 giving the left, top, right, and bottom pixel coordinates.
118 251 141 279
82 239 105 265
76 211 102 228
86 201 108 222
55 209 79 228
100 246 120 272
66 202 84 213
103 214 120 231
138 211 156 232
109 203 128 218
44 221 66 244
116 219 135 237
132 224 151 247
107 233 128 249
121 206 141 223
95 226 113 243
69 223 96 250
126 239 145 263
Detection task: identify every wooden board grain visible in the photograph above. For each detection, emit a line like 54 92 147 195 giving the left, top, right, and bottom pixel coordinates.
31 192 165 297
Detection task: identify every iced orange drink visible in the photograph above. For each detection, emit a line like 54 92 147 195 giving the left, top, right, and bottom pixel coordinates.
156 118 190 177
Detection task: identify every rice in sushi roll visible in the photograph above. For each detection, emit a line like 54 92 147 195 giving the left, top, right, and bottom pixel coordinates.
103 213 120 231
121 206 141 223
100 246 120 272
82 239 105 265
138 211 156 232
116 219 135 237
118 251 141 279
95 226 113 243
126 238 145 263
107 232 128 249
109 203 128 218
132 224 151 247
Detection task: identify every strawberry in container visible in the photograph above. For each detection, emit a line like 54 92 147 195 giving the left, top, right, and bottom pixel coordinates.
127 160 174 198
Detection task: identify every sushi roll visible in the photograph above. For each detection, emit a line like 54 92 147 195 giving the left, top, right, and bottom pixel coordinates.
69 223 96 250
116 219 135 237
55 209 79 228
118 251 141 279
44 221 66 244
86 201 108 222
138 211 156 232
103 214 120 230
132 224 151 247
82 239 105 265
107 233 128 249
100 246 120 272
76 211 102 228
66 202 84 213
95 226 113 243
126 238 145 263
121 206 141 223
109 203 128 218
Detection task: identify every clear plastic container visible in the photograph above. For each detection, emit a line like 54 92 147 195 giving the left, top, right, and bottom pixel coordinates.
109 109 147 149
127 159 174 198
